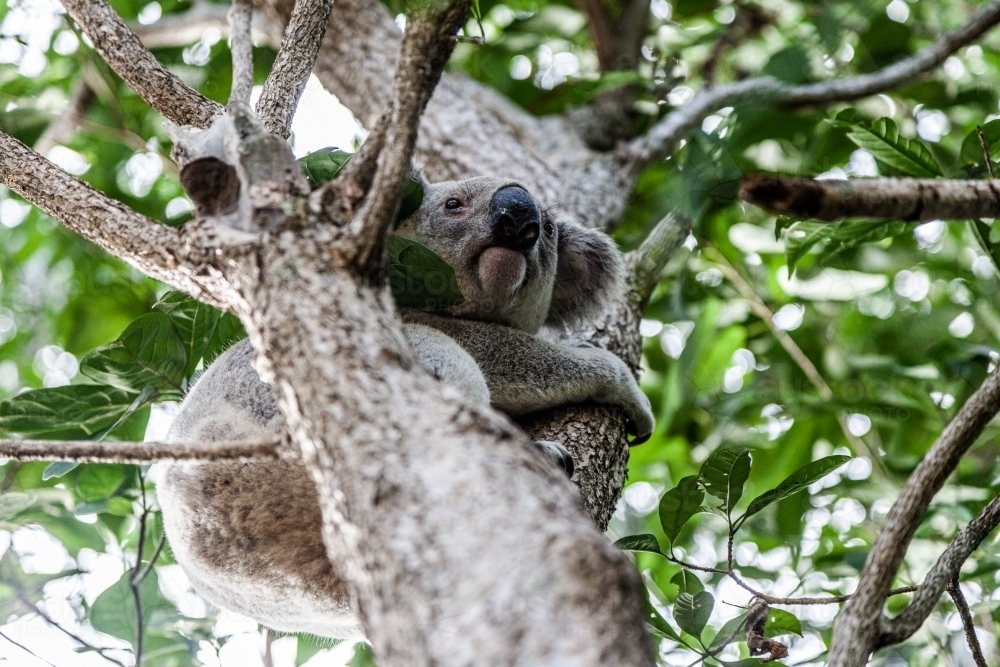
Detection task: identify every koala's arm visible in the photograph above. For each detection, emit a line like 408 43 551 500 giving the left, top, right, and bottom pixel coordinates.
403 311 654 440
404 322 491 405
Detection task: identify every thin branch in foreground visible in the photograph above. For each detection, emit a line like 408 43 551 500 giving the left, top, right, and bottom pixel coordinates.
622 0 1000 173
60 0 223 128
0 629 59 667
740 175 1000 222
34 82 96 155
18 595 127 667
625 210 693 305
351 1 472 269
948 577 989 667
228 0 255 106
254 0 335 138
829 369 1000 667
878 492 1000 648
0 438 285 464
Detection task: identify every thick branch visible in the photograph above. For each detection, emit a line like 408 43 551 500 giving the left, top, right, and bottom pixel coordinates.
0 129 228 308
0 439 284 463
228 0 255 106
741 175 1000 222
878 493 1000 648
352 2 471 269
61 0 223 128
255 0 336 138
623 0 1000 173
828 369 1000 667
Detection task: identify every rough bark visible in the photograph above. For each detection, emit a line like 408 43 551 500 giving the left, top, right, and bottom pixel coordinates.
0 438 285 463
828 369 1000 667
741 174 1000 222
61 0 223 128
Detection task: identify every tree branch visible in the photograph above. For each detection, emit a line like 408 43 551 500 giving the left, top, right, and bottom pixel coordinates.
132 2 277 49
0 129 228 308
0 438 285 463
228 0 255 106
740 175 1000 222
948 577 989 667
878 492 1000 649
828 368 1000 667
622 0 1000 174
60 0 223 128
255 0 336 138
625 210 692 304
351 1 471 269
34 82 96 154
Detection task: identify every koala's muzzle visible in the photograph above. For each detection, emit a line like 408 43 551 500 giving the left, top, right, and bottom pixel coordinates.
490 186 540 252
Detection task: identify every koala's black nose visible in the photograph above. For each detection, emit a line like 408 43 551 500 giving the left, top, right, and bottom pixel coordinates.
490 186 540 252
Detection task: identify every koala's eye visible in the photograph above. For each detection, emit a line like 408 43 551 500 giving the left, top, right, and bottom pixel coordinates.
444 198 463 210
543 221 555 236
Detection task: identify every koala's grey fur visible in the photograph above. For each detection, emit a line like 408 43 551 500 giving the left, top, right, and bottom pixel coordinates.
157 176 653 639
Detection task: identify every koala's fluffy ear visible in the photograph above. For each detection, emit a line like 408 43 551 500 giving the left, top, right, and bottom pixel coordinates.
546 220 625 328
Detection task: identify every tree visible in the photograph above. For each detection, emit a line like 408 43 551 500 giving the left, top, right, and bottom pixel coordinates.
3 0 1000 665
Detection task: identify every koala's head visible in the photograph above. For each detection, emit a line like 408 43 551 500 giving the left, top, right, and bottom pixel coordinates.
396 175 623 333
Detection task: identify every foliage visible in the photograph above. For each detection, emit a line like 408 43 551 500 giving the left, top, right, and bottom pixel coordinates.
2 0 1000 665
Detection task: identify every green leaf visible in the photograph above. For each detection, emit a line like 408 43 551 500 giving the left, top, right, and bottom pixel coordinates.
154 291 222 378
674 591 714 639
386 235 465 311
742 455 851 520
784 222 835 272
715 660 763 667
659 475 704 544
707 613 747 652
90 569 176 648
960 120 1000 168
670 569 705 595
397 177 424 224
764 608 802 637
970 219 1000 276
42 461 78 480
614 534 664 555
700 447 752 515
0 385 141 437
816 221 911 266
645 600 685 642
80 312 187 393
297 634 339 666
0 492 35 520
844 117 942 177
76 465 128 502
298 147 352 188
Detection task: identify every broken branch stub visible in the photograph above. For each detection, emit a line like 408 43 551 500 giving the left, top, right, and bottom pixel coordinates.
168 101 310 237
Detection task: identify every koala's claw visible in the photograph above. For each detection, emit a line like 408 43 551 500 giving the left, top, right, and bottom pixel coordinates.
626 419 652 446
534 440 575 478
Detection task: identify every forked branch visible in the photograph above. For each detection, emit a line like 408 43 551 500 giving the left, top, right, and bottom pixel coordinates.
61 0 223 128
828 368 1000 667
740 175 1000 222
622 0 1000 173
255 0 336 137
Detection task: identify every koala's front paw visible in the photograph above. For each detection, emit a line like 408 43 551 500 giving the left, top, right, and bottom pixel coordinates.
623 390 654 445
534 440 574 478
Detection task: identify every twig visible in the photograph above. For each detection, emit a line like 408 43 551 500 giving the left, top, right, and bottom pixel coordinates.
0 629 59 667
0 438 286 463
978 126 997 180
228 0 254 106
255 0 336 138
262 627 276 667
740 175 1000 222
133 533 167 586
0 128 226 309
18 596 128 667
130 469 149 666
622 0 1000 173
829 368 1000 667
879 492 1000 647
700 3 773 86
625 210 693 305
702 246 886 475
60 0 223 128
947 577 989 667
351 1 472 270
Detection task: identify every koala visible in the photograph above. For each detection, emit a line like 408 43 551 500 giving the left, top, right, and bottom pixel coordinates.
156 176 654 640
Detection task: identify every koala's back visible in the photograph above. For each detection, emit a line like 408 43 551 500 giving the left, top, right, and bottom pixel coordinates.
157 340 361 639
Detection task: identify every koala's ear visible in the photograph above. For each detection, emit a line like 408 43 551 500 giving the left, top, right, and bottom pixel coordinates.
546 220 625 328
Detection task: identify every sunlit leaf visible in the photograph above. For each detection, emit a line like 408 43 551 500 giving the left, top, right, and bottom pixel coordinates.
614 534 664 556
674 591 714 639
764 608 803 637
0 385 140 437
842 117 942 177
659 475 704 544
80 312 187 393
700 448 752 516
742 455 851 520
